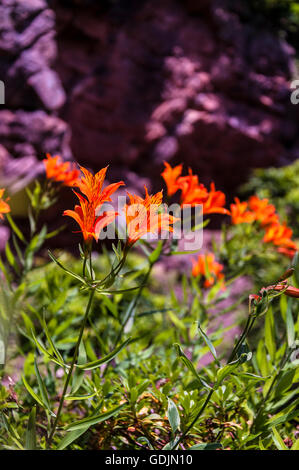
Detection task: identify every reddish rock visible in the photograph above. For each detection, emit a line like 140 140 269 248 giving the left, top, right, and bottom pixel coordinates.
0 0 298 217
51 0 298 197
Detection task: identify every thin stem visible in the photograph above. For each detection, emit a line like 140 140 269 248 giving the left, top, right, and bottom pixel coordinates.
102 262 154 378
82 256 87 279
171 388 214 449
227 315 255 363
93 250 128 287
117 263 153 343
47 287 95 447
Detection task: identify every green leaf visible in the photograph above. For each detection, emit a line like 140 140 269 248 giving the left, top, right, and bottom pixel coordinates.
65 392 97 401
57 428 89 450
148 240 163 264
215 354 249 387
291 439 299 450
272 426 288 450
189 442 223 450
235 372 268 382
265 306 276 361
65 403 126 431
136 436 154 449
42 312 65 366
25 225 48 270
22 375 47 410
268 408 299 428
76 338 132 370
286 298 295 347
34 357 54 417
174 343 212 389
31 329 65 368
198 321 220 365
275 369 296 396
25 406 36 450
168 249 201 256
167 398 180 434
1 413 24 450
6 213 26 243
162 436 180 450
5 242 20 274
48 250 87 284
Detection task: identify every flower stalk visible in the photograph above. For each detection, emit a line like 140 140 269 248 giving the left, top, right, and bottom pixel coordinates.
47 286 96 447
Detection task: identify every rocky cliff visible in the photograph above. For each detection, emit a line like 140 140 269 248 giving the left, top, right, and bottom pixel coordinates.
0 0 298 199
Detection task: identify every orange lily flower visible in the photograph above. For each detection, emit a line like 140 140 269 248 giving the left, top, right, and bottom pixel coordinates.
75 166 124 208
64 165 124 243
43 154 80 187
64 192 118 243
263 222 297 250
192 252 224 288
248 195 279 227
230 198 255 224
177 169 209 207
202 182 230 215
0 188 10 220
124 186 177 246
161 161 183 196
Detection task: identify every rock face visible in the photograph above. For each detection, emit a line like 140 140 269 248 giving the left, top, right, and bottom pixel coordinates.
0 0 71 193
0 0 298 199
53 0 299 196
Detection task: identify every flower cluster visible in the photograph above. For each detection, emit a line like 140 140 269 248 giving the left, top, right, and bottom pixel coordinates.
124 186 177 246
41 155 297 287
230 195 297 258
64 166 124 243
43 155 176 246
191 252 224 288
43 154 80 187
0 188 10 220
161 162 230 215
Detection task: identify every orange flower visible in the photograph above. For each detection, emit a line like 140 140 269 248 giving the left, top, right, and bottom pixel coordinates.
124 186 177 246
202 182 230 215
230 198 255 224
263 222 297 251
161 161 183 196
75 166 124 208
43 154 80 187
161 164 230 216
64 192 118 243
177 169 209 207
192 252 224 288
248 195 279 227
64 165 124 243
0 188 10 220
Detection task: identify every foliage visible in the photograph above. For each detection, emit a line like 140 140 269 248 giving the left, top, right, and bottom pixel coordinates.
0 159 298 451
241 159 299 237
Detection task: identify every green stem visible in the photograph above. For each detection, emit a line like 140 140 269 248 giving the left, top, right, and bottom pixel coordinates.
117 263 153 342
93 249 129 288
102 262 154 379
227 315 255 363
47 288 95 448
171 388 214 449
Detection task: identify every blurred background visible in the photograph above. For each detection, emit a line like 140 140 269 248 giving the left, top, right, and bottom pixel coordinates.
0 0 299 244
